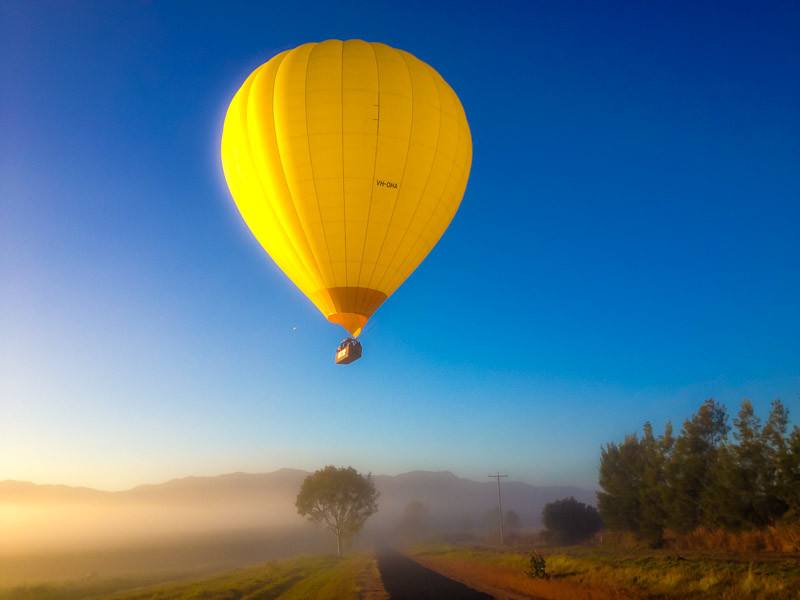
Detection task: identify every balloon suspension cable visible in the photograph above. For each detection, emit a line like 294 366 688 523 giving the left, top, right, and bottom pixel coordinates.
359 310 382 338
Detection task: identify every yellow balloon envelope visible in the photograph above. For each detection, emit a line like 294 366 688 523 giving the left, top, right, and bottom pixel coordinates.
221 40 472 337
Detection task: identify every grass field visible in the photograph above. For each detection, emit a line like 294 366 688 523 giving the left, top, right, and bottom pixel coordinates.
411 543 800 600
0 554 376 600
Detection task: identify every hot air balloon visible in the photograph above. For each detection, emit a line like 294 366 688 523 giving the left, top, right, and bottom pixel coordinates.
221 40 472 363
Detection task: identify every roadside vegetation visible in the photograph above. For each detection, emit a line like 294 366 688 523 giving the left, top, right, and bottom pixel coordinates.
542 497 603 544
598 398 800 551
412 543 800 599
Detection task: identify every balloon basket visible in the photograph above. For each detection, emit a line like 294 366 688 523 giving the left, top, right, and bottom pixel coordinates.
335 338 362 365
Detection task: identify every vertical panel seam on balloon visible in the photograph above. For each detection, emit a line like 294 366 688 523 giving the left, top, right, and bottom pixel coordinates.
388 79 466 292
402 148 468 291
340 40 348 288
393 104 465 290
259 52 326 294
271 45 333 314
353 42 382 309
259 53 328 298
371 55 443 294
271 48 329 289
362 47 415 296
244 59 318 298
435 151 470 250
272 48 331 309
303 42 337 299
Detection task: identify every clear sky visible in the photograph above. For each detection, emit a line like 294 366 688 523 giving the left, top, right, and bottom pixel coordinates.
2 1 798 491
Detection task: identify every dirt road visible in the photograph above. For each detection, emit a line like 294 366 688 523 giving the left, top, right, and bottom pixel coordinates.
377 549 492 599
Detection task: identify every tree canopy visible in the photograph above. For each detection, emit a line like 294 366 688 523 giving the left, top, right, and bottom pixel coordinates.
295 466 379 555
598 399 799 546
542 497 603 544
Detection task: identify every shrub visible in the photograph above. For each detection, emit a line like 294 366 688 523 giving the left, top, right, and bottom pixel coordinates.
543 497 603 544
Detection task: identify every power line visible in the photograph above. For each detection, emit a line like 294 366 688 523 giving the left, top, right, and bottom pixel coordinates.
488 472 508 545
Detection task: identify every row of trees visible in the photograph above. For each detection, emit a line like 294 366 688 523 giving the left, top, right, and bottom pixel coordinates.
598 398 800 545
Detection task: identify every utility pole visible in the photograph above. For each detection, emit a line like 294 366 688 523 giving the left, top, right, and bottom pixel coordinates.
488 472 508 545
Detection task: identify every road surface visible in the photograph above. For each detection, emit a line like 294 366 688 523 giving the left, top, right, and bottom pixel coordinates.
377 550 492 599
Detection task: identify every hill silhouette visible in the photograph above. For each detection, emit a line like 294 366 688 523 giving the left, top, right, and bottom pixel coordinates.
2 469 591 521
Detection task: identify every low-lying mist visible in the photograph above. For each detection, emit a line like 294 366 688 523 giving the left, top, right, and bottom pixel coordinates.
0 502 325 587
0 470 594 587
0 501 302 554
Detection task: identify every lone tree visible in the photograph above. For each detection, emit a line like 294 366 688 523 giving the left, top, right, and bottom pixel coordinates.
542 497 603 544
295 466 379 555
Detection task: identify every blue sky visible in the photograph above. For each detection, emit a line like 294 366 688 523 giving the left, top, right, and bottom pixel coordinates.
2 1 798 490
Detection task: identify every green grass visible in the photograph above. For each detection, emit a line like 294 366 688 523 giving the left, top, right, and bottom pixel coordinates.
0 555 370 600
0 578 154 600
412 543 800 599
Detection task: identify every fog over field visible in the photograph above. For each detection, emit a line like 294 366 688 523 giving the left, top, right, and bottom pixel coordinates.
0 470 307 554
0 469 593 586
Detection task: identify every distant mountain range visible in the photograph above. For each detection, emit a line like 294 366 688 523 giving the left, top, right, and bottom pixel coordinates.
0 469 594 529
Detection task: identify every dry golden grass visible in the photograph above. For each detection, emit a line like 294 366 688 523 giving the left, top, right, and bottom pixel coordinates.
669 524 800 553
411 543 800 600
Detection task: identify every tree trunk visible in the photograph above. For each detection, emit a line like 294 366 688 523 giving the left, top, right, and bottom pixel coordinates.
336 530 341 556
